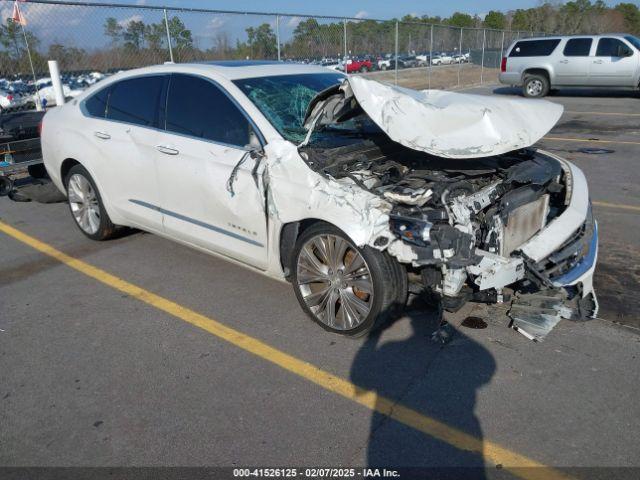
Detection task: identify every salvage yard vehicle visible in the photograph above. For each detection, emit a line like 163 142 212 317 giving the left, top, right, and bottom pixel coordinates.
499 34 640 97
41 62 598 340
431 53 454 65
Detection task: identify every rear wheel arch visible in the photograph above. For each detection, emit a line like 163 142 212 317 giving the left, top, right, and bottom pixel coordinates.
65 163 119 240
59 157 121 226
522 67 551 84
60 158 81 187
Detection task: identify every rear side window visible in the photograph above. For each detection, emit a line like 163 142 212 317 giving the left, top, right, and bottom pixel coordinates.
596 38 632 57
84 87 109 118
106 76 165 127
563 38 592 57
165 74 250 147
509 39 561 57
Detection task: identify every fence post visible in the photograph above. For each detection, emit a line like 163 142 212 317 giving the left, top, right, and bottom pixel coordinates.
457 27 463 87
343 18 347 66
163 9 174 63
500 30 505 62
276 14 281 61
394 21 399 85
480 28 486 84
428 24 433 89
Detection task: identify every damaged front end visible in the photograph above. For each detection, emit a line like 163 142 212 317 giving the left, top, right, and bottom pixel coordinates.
299 77 597 341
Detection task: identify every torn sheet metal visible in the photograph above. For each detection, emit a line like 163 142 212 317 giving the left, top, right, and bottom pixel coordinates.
467 250 525 291
508 289 584 341
345 76 564 159
263 138 394 249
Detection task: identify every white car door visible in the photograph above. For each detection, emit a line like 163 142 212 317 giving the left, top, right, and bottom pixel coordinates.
590 37 637 86
555 38 593 85
82 75 167 231
154 73 268 269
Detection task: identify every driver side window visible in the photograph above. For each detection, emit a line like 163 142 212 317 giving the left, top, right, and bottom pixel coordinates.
165 74 251 148
596 38 632 57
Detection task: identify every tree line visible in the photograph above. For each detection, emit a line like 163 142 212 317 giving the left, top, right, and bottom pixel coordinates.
0 0 639 77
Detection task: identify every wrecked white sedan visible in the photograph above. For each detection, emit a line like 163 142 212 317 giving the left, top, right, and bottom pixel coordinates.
41 61 598 340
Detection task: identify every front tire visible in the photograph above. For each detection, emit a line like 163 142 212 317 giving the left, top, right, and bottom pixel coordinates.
291 223 406 337
65 164 118 241
523 73 549 98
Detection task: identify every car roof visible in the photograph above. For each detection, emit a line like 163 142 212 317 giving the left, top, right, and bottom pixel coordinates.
514 33 632 42
109 61 339 82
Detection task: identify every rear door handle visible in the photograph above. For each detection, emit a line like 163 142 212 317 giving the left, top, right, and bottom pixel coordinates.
593 59 603 64
156 145 179 155
94 131 110 140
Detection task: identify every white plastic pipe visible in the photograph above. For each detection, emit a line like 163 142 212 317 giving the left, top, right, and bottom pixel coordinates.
48 60 65 106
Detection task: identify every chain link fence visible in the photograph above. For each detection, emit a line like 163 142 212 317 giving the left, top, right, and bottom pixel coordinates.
0 0 546 111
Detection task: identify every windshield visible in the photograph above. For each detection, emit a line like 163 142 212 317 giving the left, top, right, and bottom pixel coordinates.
233 73 382 145
624 35 640 50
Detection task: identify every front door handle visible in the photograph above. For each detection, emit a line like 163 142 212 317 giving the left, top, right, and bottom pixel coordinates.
559 59 569 64
94 131 110 140
156 145 179 155
593 59 603 64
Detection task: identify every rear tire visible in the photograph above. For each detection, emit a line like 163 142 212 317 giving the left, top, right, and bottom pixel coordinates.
291 222 406 337
523 73 549 98
65 164 118 241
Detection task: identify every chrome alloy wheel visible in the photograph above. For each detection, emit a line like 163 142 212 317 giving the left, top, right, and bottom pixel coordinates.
67 173 101 235
526 79 543 97
296 234 374 331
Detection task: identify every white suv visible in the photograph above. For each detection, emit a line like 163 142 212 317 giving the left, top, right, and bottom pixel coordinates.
499 34 640 97
41 62 598 339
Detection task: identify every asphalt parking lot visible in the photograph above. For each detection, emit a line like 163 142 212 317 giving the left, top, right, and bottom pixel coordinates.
1 85 640 479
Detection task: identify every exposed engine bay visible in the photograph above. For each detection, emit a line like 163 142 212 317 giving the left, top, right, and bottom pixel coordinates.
300 139 560 288
297 77 597 340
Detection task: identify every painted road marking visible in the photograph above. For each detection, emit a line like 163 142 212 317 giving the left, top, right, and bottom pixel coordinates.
0 220 571 480
593 201 640 213
543 136 640 146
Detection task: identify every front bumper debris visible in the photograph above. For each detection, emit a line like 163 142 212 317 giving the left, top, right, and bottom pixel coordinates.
509 213 598 341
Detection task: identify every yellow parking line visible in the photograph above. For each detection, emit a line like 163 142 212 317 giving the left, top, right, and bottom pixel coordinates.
565 110 640 117
543 136 640 146
0 220 571 480
593 201 640 213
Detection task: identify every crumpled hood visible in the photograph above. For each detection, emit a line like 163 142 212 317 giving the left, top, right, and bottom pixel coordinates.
305 76 564 159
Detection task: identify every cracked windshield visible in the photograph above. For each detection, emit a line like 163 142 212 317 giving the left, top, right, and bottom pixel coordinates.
233 73 380 146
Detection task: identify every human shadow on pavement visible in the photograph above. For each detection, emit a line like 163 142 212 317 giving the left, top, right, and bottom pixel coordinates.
349 298 496 478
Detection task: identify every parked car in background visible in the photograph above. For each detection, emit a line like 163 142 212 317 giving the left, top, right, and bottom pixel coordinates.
452 53 468 64
432 53 454 65
377 56 415 70
415 53 431 66
34 81 84 106
499 34 640 97
0 89 29 112
341 57 373 73
378 56 392 70
398 55 418 68
41 61 598 340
